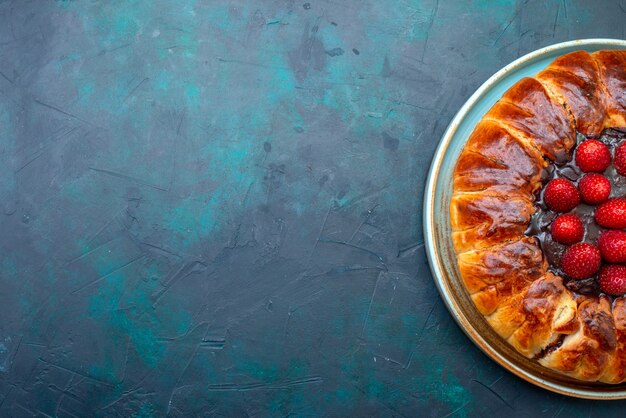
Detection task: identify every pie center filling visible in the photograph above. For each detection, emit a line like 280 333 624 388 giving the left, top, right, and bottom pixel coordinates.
526 128 626 296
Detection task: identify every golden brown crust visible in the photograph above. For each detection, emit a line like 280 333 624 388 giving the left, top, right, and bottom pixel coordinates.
600 298 626 383
451 49 626 383
539 296 616 381
508 274 578 358
483 77 576 162
453 151 533 194
536 51 607 136
486 291 526 339
451 191 534 253
592 50 626 128
457 237 545 296
472 281 528 316
453 120 547 196
485 274 577 357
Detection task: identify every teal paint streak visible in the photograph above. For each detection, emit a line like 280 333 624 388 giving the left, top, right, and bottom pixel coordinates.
335 387 351 402
176 32 200 59
111 310 166 368
164 196 218 248
184 82 201 106
78 81 95 101
241 360 280 381
56 0 71 9
87 259 172 368
59 53 81 63
0 103 16 199
422 364 475 416
357 1 436 43
267 63 296 105
132 402 157 418
472 0 517 8
113 14 139 38
563 2 592 26
154 70 172 91
90 0 146 45
2 258 18 281
205 4 232 31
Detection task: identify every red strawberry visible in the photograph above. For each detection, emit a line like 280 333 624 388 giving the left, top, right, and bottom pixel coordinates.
615 142 626 176
543 178 580 212
575 139 611 173
551 214 584 245
599 264 626 296
578 173 611 205
595 198 626 229
598 230 626 263
561 242 601 280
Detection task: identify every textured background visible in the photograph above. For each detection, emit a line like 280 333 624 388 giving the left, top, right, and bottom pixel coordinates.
1 0 626 416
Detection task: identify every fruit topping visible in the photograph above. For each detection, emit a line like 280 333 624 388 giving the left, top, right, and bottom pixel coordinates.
599 264 626 296
598 230 626 263
615 142 626 176
578 173 611 205
551 214 584 245
561 243 601 280
575 139 611 173
543 178 580 213
595 198 626 229
527 131 626 296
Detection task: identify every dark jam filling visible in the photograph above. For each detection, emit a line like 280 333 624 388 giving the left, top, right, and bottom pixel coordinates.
526 128 626 296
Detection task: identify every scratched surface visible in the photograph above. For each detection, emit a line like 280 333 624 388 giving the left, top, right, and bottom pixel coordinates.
0 0 626 417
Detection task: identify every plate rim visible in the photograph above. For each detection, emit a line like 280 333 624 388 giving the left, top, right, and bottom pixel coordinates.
423 38 626 400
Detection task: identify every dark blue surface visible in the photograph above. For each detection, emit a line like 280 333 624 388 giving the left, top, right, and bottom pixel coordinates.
1 1 626 416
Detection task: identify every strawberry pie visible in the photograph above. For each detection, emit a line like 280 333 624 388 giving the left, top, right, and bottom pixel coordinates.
451 50 626 383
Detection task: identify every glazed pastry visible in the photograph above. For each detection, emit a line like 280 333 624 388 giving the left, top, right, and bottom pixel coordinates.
451 50 626 383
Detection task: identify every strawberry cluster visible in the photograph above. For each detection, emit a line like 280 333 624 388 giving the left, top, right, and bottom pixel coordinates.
544 140 626 296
